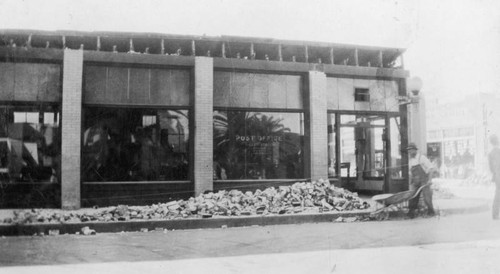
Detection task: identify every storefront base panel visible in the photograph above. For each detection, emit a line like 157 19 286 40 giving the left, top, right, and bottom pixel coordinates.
388 179 408 193
0 183 61 209
354 179 384 192
81 183 193 208
328 178 341 188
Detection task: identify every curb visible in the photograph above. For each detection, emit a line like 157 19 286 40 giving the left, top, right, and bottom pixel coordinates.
437 200 490 215
383 199 490 219
0 199 490 236
0 211 373 236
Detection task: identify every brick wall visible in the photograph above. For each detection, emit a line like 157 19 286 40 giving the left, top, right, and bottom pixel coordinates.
308 71 328 181
61 49 83 209
194 57 214 196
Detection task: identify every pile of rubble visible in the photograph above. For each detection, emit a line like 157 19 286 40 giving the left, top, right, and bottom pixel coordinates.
2 179 370 225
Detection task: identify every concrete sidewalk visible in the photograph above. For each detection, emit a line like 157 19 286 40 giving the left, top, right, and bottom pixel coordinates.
3 239 499 273
0 192 490 236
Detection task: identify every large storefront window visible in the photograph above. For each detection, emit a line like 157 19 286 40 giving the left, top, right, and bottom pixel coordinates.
338 114 386 180
82 107 189 182
0 105 61 183
213 111 304 180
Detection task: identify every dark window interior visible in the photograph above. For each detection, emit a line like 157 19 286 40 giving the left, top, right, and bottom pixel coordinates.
82 107 189 182
354 88 370 102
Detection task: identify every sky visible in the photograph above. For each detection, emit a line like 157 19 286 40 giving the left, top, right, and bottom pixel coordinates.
1 0 499 102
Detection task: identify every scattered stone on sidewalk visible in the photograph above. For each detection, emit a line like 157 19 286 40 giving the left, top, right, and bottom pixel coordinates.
344 217 358 223
48 229 60 236
2 179 370 225
81 226 96 235
334 217 344 222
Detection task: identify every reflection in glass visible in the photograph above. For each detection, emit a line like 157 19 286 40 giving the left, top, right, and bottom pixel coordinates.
14 112 39 123
389 117 402 178
340 127 356 177
213 111 304 180
327 113 337 177
82 107 189 182
339 115 386 180
0 106 61 183
442 139 474 179
340 115 357 125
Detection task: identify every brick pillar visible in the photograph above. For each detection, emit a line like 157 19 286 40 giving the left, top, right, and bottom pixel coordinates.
194 57 213 196
308 71 328 181
61 49 83 209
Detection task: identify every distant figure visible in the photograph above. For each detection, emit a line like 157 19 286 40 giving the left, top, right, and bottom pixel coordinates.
488 135 500 220
407 142 438 218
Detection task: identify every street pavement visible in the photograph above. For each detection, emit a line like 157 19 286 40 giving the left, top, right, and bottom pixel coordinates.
2 239 499 274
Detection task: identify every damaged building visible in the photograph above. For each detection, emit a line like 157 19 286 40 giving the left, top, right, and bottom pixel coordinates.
0 30 410 209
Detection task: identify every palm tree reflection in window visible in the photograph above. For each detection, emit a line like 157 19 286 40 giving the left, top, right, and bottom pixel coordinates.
213 111 304 180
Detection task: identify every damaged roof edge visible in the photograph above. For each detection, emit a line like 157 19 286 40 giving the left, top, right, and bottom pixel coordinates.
0 29 406 55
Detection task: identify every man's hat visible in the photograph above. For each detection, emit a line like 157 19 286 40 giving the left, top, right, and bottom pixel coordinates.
406 142 418 150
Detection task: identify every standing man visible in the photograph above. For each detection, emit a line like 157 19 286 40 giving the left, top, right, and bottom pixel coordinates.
407 142 437 218
488 135 500 220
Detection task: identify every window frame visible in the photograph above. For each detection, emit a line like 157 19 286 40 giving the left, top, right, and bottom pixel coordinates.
327 110 402 190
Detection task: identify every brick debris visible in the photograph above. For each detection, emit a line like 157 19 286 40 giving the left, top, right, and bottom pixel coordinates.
2 179 370 225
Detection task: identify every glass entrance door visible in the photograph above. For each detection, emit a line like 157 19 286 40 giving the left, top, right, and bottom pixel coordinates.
339 115 386 188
